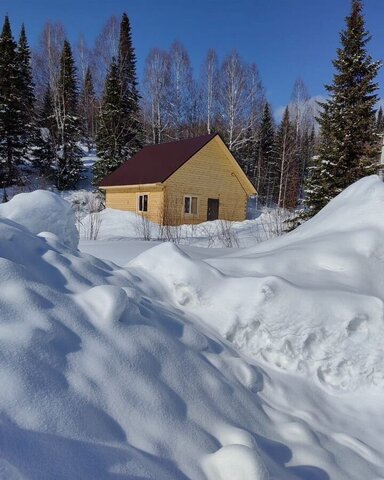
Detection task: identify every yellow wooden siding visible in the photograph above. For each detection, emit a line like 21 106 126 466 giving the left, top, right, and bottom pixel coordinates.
163 136 250 224
104 187 164 224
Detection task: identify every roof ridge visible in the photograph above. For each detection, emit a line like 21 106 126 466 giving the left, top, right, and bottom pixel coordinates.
99 133 219 187
141 133 217 149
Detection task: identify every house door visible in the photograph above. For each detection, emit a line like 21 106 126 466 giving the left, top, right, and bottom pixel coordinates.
207 198 219 221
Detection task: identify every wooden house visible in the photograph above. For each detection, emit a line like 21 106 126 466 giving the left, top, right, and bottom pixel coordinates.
99 133 256 225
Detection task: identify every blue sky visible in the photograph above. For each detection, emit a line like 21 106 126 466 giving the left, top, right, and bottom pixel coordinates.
1 0 384 116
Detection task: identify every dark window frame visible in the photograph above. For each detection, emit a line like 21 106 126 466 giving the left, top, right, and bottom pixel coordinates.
138 194 148 212
184 195 198 215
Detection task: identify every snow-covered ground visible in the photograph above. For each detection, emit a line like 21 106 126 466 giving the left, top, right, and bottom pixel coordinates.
1 177 384 479
78 205 290 249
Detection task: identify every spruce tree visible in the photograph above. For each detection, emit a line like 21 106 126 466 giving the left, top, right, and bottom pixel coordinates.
300 124 316 196
17 24 35 156
117 12 143 156
0 16 23 187
33 86 55 177
79 67 96 151
376 106 384 133
94 13 143 184
256 103 277 205
94 58 122 185
305 0 380 217
55 40 82 190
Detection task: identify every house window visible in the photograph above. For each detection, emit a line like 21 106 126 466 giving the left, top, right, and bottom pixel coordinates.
138 194 148 212
184 196 198 215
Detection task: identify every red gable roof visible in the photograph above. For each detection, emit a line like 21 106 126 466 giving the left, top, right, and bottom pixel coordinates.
99 133 218 187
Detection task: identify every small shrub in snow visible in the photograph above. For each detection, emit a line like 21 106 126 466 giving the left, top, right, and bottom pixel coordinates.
256 208 295 242
72 191 104 240
83 211 103 241
215 219 240 248
157 222 184 244
134 213 152 241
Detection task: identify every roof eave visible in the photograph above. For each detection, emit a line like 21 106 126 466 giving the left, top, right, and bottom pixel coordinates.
100 182 164 190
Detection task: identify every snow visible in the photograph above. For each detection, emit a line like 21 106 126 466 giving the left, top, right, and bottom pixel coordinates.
128 176 384 392
1 175 384 479
79 205 290 247
0 190 79 249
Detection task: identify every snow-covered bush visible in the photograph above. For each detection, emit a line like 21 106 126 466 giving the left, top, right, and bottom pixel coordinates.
255 207 296 242
68 190 104 240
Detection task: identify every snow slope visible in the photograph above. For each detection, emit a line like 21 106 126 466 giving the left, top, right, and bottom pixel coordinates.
130 176 384 393
1 177 384 479
0 193 289 480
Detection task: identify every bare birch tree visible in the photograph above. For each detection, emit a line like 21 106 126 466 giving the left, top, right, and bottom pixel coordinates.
238 63 265 178
91 16 119 96
32 22 65 107
75 34 92 86
143 48 171 144
167 41 193 139
217 50 255 153
201 48 218 134
276 107 296 208
288 78 315 203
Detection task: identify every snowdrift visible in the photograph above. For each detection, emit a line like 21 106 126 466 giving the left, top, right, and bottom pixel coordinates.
0 198 275 479
131 176 384 393
1 178 384 479
0 190 79 249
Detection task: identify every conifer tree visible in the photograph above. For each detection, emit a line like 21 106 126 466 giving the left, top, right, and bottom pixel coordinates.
79 67 96 151
33 86 55 177
117 12 143 155
94 58 122 185
40 86 56 133
300 124 316 196
17 24 35 156
305 0 380 216
94 13 143 184
275 107 296 208
255 103 277 205
55 39 82 190
376 106 384 133
0 16 23 187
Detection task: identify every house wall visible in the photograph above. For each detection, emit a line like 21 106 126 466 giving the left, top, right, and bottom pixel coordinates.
104 186 164 224
163 136 250 225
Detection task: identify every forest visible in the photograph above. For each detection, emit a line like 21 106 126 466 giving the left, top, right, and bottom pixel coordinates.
0 2 382 217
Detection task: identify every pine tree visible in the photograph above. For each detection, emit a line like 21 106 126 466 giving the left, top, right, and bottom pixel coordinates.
94 58 122 185
79 67 96 151
0 16 24 187
305 0 381 216
17 24 35 156
117 12 143 155
55 40 82 190
255 103 277 205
